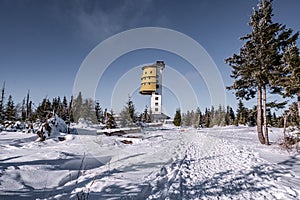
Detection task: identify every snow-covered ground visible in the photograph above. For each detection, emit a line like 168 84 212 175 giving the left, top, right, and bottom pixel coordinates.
0 126 299 199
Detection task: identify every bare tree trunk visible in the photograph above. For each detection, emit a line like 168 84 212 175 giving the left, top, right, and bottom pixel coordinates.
297 94 300 122
0 82 5 123
257 86 265 144
283 114 287 138
297 94 300 152
263 85 269 145
26 90 30 120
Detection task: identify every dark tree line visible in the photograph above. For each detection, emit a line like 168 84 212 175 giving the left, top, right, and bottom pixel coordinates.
172 100 298 129
173 106 236 128
0 87 117 128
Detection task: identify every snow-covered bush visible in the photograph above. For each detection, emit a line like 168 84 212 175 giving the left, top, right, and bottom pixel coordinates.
36 113 67 141
3 121 25 132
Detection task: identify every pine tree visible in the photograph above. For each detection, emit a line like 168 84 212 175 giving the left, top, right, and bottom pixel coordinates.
224 106 231 126
193 107 201 128
81 98 97 123
69 95 74 123
286 102 300 127
61 96 68 121
0 82 5 123
199 108 204 127
173 109 181 126
127 96 136 123
142 105 151 123
228 106 235 125
52 97 59 113
5 95 16 121
95 101 103 123
36 97 52 122
183 110 192 127
235 100 248 126
120 97 137 127
106 110 117 129
226 0 298 145
280 43 300 122
25 90 31 120
248 106 257 127
28 100 34 122
57 96 63 117
72 92 83 122
210 106 215 126
204 108 210 128
21 98 26 122
14 103 22 121
213 105 226 126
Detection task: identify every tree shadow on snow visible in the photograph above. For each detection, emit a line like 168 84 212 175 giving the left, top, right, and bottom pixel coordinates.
2 156 297 199
277 155 300 169
0 154 112 200
187 164 284 198
142 162 294 199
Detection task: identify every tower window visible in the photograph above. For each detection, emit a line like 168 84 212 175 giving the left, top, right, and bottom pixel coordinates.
150 71 152 74
155 103 158 106
155 97 159 100
155 108 158 111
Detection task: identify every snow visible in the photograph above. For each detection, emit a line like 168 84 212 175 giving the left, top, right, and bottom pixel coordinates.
0 126 299 199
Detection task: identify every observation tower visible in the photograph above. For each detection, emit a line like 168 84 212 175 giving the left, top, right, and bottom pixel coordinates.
140 61 168 122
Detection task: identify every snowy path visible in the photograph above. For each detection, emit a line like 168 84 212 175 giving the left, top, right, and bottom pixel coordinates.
0 127 299 199
144 129 299 199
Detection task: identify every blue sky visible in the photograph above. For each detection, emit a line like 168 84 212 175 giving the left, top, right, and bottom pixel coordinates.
0 0 299 116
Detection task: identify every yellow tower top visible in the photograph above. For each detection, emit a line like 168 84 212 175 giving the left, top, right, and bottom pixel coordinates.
140 61 165 96
139 65 157 95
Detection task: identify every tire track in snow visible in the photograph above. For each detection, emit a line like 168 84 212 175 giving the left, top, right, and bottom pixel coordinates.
144 130 299 200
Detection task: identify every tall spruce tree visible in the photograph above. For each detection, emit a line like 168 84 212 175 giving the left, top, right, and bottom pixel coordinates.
72 92 83 122
69 95 74 123
224 106 230 126
127 96 136 123
120 97 137 127
0 82 5 123
235 100 248 126
5 95 16 121
62 96 68 121
95 101 103 123
173 109 181 126
204 108 210 128
280 43 300 121
21 98 26 122
106 110 117 129
227 106 235 125
226 0 298 145
36 97 52 122
183 110 193 127
193 107 201 128
142 105 151 123
25 90 31 120
81 98 97 123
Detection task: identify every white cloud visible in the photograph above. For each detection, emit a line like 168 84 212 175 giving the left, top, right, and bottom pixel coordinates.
54 0 169 43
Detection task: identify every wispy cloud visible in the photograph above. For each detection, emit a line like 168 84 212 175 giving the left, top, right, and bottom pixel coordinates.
53 0 169 43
